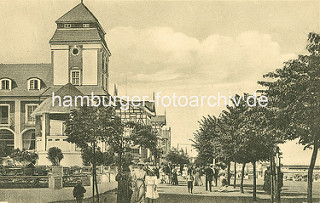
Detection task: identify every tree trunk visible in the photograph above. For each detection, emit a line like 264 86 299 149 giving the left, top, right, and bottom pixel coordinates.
240 163 246 193
92 165 95 203
307 141 319 203
253 161 257 201
227 162 231 186
234 162 237 188
95 169 99 203
270 156 274 203
92 144 96 203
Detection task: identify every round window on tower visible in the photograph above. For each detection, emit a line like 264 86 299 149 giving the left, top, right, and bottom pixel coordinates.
72 47 80 56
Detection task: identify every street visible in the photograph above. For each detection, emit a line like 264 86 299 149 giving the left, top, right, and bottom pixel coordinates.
53 178 320 203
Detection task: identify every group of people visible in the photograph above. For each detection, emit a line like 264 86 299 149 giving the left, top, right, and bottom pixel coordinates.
184 163 230 193
158 163 230 194
73 162 231 203
116 161 160 203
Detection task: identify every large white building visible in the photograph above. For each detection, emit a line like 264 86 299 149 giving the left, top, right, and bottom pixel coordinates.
0 2 171 166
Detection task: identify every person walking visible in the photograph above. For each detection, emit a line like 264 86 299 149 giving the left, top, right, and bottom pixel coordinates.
172 168 178 185
73 180 86 203
194 167 203 186
204 165 214 192
186 171 194 194
132 161 147 203
116 166 133 203
145 169 159 203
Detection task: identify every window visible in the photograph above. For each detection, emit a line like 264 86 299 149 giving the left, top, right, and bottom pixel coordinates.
72 47 80 56
71 70 80 85
0 105 9 125
83 24 90 28
0 79 11 90
64 24 71 28
0 129 14 153
22 130 35 150
28 78 40 90
26 104 38 124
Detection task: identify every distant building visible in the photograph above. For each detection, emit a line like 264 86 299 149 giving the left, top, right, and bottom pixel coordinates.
176 143 197 163
0 2 171 166
151 115 171 162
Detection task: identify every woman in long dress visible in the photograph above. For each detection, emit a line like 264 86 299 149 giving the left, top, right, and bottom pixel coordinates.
145 169 159 203
132 162 147 203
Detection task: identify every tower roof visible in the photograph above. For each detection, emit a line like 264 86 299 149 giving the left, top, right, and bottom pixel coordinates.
56 3 99 23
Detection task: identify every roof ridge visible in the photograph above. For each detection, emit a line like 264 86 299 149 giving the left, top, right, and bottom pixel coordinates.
56 3 99 23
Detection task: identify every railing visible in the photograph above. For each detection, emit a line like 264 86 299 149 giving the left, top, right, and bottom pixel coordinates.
0 175 49 188
62 175 91 187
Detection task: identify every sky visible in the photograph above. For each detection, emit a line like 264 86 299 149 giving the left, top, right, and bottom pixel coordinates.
0 0 319 165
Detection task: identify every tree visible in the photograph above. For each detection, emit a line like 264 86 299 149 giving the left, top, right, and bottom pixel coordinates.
47 147 64 166
166 148 190 165
128 121 159 161
81 147 106 166
192 115 218 166
65 105 123 203
237 105 279 200
10 149 39 165
259 32 320 202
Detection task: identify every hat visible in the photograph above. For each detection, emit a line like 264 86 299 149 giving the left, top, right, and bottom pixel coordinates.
137 160 145 166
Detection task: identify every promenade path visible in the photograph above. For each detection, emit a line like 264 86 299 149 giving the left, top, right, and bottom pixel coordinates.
0 175 117 203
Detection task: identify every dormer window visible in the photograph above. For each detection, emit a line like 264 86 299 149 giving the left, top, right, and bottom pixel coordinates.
0 78 11 90
28 78 41 90
64 24 71 28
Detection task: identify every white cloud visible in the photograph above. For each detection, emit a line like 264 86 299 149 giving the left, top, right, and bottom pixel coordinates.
108 27 295 90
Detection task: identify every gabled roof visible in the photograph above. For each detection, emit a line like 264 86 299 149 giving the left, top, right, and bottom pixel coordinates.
0 63 53 97
32 83 84 115
56 3 98 23
40 85 108 98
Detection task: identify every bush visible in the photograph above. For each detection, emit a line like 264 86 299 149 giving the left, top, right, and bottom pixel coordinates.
47 147 64 166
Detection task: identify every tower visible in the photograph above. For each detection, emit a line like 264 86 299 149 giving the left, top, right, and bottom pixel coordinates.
49 3 111 91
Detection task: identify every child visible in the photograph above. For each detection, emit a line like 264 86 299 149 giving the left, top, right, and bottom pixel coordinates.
145 169 159 203
186 171 194 194
218 170 228 192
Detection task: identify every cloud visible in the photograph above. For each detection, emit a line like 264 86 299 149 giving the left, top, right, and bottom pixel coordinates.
108 27 295 90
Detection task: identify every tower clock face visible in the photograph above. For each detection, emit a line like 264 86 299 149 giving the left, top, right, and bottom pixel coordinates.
71 47 80 56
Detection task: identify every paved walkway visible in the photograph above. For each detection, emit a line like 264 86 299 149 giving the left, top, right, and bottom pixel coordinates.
0 180 117 203
158 177 320 201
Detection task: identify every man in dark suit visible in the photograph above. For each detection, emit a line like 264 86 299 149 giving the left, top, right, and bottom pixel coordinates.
205 164 214 192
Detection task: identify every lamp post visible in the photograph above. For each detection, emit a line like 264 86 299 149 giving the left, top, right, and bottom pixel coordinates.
275 146 282 203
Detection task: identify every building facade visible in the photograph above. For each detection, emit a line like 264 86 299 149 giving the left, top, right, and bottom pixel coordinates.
0 2 171 166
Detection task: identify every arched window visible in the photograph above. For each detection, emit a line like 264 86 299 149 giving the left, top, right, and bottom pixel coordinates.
22 130 35 150
0 129 14 153
0 78 12 90
28 78 41 90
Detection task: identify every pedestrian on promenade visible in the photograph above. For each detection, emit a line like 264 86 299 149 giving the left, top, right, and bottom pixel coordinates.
194 167 203 186
218 170 228 192
115 166 133 203
182 164 188 178
145 169 159 203
73 180 86 203
132 161 147 203
172 167 178 185
213 165 219 187
204 164 214 192
186 171 194 194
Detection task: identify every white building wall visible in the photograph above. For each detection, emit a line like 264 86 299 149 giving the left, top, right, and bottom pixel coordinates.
53 50 69 85
82 49 98 85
